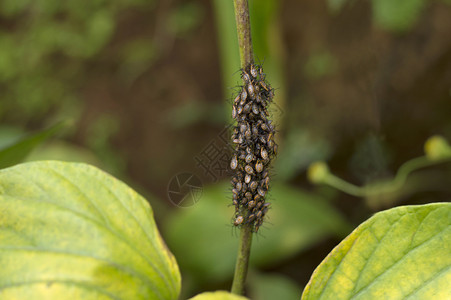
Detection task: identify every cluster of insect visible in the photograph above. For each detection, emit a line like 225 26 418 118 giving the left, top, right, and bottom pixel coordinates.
230 63 277 233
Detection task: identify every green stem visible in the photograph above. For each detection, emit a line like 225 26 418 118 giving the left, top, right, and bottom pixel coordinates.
322 155 451 198
231 222 253 294
233 0 253 69
231 0 254 295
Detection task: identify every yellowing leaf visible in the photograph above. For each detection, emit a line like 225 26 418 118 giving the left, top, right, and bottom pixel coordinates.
302 203 451 299
0 161 181 299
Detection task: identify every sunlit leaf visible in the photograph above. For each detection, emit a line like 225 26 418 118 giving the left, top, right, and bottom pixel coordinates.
0 161 181 299
302 203 451 299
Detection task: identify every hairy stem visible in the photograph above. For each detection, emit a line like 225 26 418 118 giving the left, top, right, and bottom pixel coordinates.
231 221 253 294
233 0 253 68
231 0 254 295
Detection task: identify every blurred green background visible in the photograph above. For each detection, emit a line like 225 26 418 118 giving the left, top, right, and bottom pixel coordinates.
1 0 451 299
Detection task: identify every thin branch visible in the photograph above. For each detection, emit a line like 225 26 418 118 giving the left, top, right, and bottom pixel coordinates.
233 0 254 69
231 0 254 295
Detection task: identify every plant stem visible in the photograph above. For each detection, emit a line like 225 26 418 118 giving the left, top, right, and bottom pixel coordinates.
231 0 254 295
233 0 253 69
323 155 451 198
231 221 253 294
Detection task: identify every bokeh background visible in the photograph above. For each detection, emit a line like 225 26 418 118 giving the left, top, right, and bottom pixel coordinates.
1 0 451 299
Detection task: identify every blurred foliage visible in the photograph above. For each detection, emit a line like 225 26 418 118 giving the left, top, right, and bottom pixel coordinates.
163 181 352 294
0 122 65 168
372 0 426 32
248 272 301 300
168 2 204 38
84 113 125 176
303 50 338 80
326 0 446 32
0 0 153 123
274 129 331 181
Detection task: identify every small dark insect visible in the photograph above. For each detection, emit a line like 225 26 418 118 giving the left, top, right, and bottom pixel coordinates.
256 210 263 219
234 215 244 226
243 103 251 114
247 213 256 223
261 148 268 160
230 155 238 170
255 201 262 210
232 199 238 207
263 176 270 190
268 139 275 149
245 174 251 184
249 181 258 191
248 200 256 209
235 181 242 192
257 188 266 197
261 122 269 132
232 105 237 119
232 188 238 196
254 194 261 202
254 218 264 232
259 66 265 78
240 122 248 133
252 124 259 136
245 192 252 200
245 153 253 164
242 71 251 83
245 165 254 174
244 129 252 141
267 132 274 143
256 94 262 103
234 94 240 105
240 88 247 104
255 161 263 173
260 80 269 92
250 64 259 78
237 105 243 115
252 103 259 115
233 137 242 144
247 83 255 99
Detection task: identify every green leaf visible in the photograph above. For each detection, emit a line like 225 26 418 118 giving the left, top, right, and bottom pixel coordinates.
189 291 249 300
164 182 351 283
0 122 65 169
0 161 181 299
372 0 426 32
302 203 451 300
